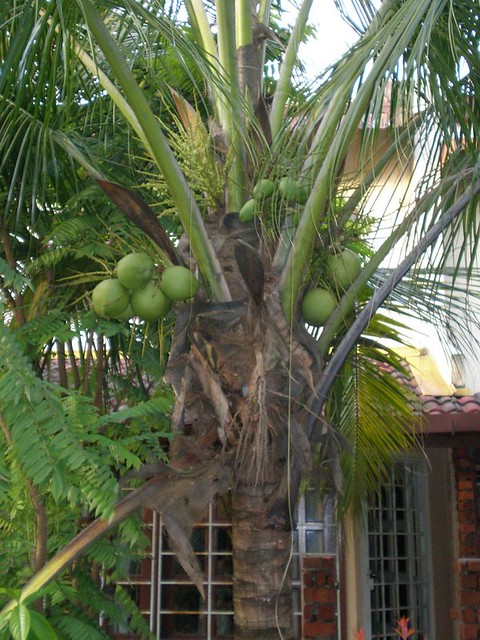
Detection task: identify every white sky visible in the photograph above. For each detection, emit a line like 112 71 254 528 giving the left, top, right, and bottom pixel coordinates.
283 0 359 75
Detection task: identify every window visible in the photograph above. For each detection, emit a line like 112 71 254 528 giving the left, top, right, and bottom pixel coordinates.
112 491 337 639
367 459 431 639
155 503 233 638
295 487 336 556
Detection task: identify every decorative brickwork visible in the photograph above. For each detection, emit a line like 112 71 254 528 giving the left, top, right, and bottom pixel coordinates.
301 556 338 639
453 447 480 640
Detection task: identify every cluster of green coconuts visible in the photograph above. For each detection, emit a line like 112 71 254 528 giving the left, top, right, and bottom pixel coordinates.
90 244 359 328
91 253 199 322
239 176 309 223
301 248 362 328
239 175 362 329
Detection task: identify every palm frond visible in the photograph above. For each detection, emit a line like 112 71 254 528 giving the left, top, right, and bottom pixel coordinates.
328 343 421 514
278 0 480 318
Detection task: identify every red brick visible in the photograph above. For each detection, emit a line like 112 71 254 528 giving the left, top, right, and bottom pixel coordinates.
303 621 336 637
467 561 480 572
303 572 315 587
318 605 336 621
463 609 477 623
459 480 475 490
313 571 329 585
459 511 476 523
461 591 480 606
459 491 475 501
303 557 329 570
460 624 480 639
303 604 314 621
461 574 479 589
303 587 336 604
460 523 477 533
459 533 476 551
325 571 336 586
456 458 475 469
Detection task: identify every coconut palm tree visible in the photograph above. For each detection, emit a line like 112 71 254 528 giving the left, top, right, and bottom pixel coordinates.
1 0 479 638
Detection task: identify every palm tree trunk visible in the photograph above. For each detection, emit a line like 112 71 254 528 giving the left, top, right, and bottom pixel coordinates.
231 478 294 640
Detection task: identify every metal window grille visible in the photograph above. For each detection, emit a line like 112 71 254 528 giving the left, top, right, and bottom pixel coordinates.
113 492 336 639
151 502 234 639
367 459 431 639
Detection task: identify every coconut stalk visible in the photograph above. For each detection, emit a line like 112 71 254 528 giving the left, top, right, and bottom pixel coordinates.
183 0 224 121
278 0 435 319
77 0 230 303
270 0 315 140
215 0 248 211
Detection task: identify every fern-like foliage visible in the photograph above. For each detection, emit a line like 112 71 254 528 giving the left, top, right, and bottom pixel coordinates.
0 317 172 636
0 258 31 294
0 323 119 517
45 566 153 640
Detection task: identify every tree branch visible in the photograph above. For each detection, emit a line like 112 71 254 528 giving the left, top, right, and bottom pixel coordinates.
0 415 47 573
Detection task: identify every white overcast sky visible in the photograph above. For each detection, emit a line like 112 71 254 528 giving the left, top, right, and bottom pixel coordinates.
283 0 359 75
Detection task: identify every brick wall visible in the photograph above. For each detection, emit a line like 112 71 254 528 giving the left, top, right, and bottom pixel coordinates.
453 448 480 557
453 447 480 640
301 556 338 639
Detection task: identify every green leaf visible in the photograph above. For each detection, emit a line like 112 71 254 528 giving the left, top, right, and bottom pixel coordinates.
0 612 8 631
0 627 10 640
0 591 20 606
0 258 31 293
52 614 110 640
8 604 30 640
29 610 58 640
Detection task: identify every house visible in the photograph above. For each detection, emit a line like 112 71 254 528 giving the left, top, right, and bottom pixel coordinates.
109 345 480 639
342 348 480 639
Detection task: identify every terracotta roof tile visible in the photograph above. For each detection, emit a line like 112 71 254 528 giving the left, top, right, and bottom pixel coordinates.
421 394 480 415
379 359 480 433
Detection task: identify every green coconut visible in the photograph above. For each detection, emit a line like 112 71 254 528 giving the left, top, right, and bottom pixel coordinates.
116 252 155 290
326 248 362 289
116 304 134 321
279 176 300 203
301 287 337 327
92 278 130 318
239 198 257 223
130 282 172 321
159 266 200 301
297 184 310 204
253 179 275 199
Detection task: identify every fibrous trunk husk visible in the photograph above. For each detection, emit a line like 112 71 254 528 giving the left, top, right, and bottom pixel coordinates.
157 218 322 638
231 478 294 640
